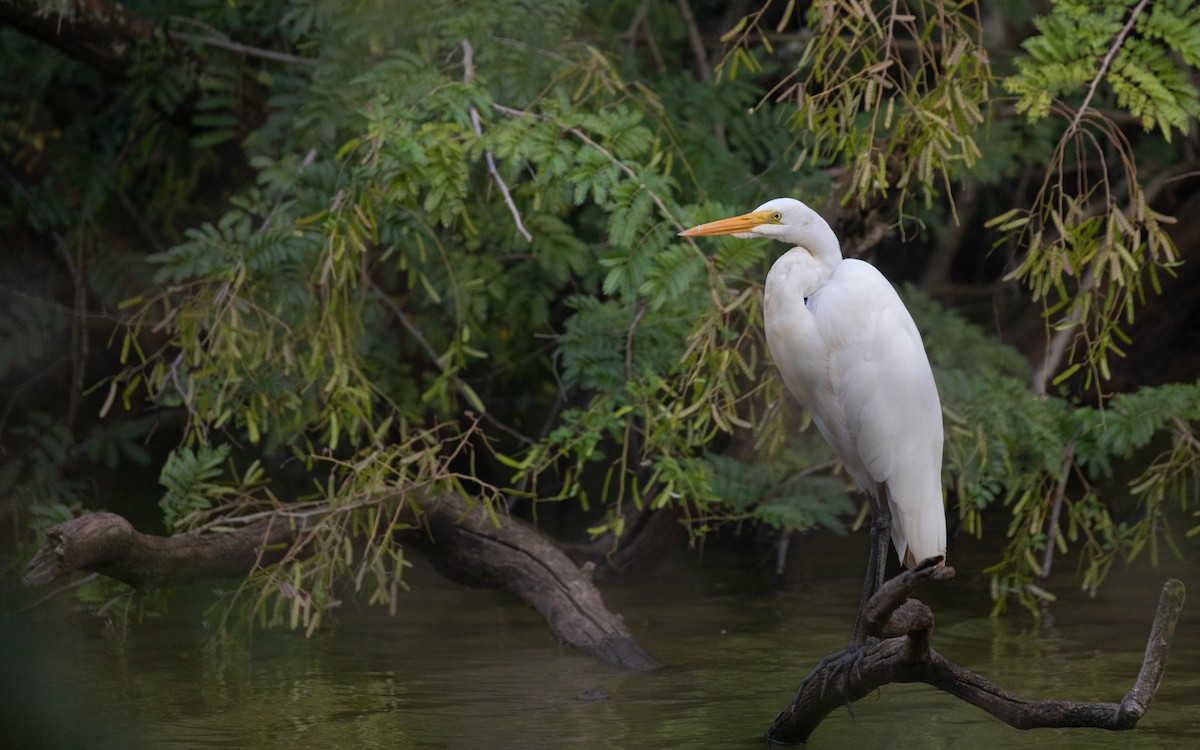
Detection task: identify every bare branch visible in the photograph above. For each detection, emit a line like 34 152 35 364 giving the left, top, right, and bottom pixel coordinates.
167 16 317 66
1037 441 1075 587
1065 0 1150 140
676 0 712 81
462 40 533 243
767 568 1185 743
21 511 296 590
928 580 1183 729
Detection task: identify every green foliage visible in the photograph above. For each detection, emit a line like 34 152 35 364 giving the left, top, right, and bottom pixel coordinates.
159 444 231 530
1006 0 1200 140
5 0 1199 634
704 454 852 533
211 423 482 638
80 421 154 471
995 0 1195 392
0 297 67 380
715 0 1194 396
558 297 689 392
0 412 85 511
906 290 1200 614
718 0 991 214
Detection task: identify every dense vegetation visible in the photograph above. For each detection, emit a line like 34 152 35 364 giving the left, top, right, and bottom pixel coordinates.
2 0 1198 628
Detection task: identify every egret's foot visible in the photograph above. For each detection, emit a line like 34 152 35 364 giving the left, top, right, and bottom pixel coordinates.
798 643 869 701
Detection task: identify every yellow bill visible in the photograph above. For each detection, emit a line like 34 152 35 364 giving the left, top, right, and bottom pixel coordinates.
678 210 778 237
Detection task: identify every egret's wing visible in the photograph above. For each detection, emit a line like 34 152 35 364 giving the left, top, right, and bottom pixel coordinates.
812 260 946 564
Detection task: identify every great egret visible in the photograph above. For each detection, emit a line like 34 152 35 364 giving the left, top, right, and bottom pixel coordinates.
680 198 945 643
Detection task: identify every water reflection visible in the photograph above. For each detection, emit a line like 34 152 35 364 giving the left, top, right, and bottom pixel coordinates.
2 531 1197 749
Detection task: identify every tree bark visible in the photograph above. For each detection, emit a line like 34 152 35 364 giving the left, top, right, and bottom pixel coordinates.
0 0 155 79
560 506 684 580
21 511 296 590
407 497 658 671
22 494 657 671
766 558 1185 744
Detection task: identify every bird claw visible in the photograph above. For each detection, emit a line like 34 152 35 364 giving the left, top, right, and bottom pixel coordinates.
799 644 870 702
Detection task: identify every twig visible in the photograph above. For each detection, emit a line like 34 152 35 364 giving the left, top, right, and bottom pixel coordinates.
1172 416 1200 453
1037 440 1075 587
167 17 316 66
489 102 685 233
624 305 647 381
170 33 318 66
370 283 448 378
676 0 711 81
1065 0 1149 140
1027 0 1152 395
368 280 533 444
841 219 889 260
461 40 532 243
621 2 665 72
7 572 100 615
569 125 690 238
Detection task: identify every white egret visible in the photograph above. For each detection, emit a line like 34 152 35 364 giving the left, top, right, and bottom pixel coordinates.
680 198 945 643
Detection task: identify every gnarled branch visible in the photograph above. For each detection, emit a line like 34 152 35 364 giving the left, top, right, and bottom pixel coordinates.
767 559 1185 744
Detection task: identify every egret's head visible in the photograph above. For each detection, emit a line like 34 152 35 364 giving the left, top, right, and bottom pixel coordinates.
678 198 823 243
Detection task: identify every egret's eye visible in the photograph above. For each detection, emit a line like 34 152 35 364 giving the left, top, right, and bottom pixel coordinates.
771 212 782 222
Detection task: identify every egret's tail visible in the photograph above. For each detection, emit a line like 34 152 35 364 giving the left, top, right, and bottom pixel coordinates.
884 483 947 569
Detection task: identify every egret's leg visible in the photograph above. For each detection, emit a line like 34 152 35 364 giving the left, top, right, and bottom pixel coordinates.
851 501 892 646
869 501 891 597
803 502 893 696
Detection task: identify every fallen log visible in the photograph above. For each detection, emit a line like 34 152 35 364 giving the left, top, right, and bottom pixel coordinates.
21 494 656 671
22 512 295 590
766 557 1185 743
409 497 658 671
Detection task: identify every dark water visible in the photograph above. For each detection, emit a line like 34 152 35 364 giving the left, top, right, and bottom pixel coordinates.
3 529 1198 749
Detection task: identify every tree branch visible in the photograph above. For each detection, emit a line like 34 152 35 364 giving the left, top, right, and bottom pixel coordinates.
22 511 296 590
927 578 1181 730
0 0 154 78
1066 0 1150 140
368 280 534 445
766 564 1185 744
461 39 532 243
410 496 657 670
167 16 316 66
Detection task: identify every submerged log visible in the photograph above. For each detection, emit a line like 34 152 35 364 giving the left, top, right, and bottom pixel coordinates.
21 494 656 671
767 558 1185 744
408 497 658 671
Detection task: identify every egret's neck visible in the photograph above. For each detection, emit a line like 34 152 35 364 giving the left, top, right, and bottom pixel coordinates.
765 217 842 300
800 218 843 284
765 247 834 303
